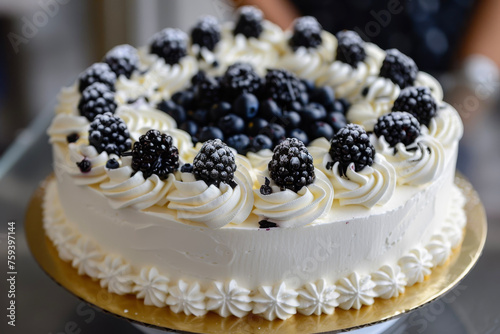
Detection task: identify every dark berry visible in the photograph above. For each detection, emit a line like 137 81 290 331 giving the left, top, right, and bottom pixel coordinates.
106 158 120 169
250 134 273 152
209 101 232 121
191 71 206 85
374 111 421 147
300 103 327 122
150 28 188 65
78 62 116 92
380 49 418 88
288 128 309 146
129 129 179 179
104 44 139 79
191 15 221 51
309 121 334 140
289 16 323 51
157 100 186 124
337 98 350 112
310 86 335 109
226 134 251 155
246 117 269 136
259 99 282 121
331 99 347 115
88 112 132 155
76 159 91 173
335 30 366 68
180 120 198 137
193 75 221 108
259 220 277 228
193 139 237 187
264 69 307 109
172 90 195 110
261 123 286 145
234 93 259 120
301 79 315 93
329 124 375 175
78 83 117 121
66 133 79 143
198 126 224 142
260 177 272 195
218 114 245 136
221 63 262 101
282 111 301 129
181 163 194 173
188 109 209 124
233 6 263 38
392 86 437 126
268 138 315 192
326 111 347 133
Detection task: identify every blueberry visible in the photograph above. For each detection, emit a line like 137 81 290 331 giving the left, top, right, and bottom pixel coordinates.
298 92 309 106
198 126 224 142
309 121 334 140
247 117 269 136
180 120 198 137
262 123 286 145
311 86 335 109
157 100 186 124
288 128 309 146
300 102 327 121
181 163 194 173
234 93 259 120
106 158 120 169
226 134 251 155
289 100 303 113
301 79 315 93
172 90 194 110
250 134 273 152
337 98 350 112
218 113 245 136
330 99 347 114
281 111 301 129
259 99 282 121
188 109 209 124
209 101 232 122
325 111 347 133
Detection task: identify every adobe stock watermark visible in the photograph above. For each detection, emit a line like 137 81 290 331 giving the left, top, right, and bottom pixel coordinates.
7 0 72 54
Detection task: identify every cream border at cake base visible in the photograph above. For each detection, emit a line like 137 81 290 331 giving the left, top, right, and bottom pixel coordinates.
41 175 467 321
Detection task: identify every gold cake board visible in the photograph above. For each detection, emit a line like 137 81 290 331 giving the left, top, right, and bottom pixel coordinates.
25 174 487 333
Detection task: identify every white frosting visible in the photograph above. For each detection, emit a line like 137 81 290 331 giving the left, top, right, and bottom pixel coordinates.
205 280 252 317
426 104 464 147
398 248 433 286
374 135 445 186
426 235 452 267
371 265 407 299
415 71 444 101
347 100 387 132
70 237 103 277
132 267 169 307
252 282 299 320
253 169 333 227
297 279 339 315
362 77 401 115
65 144 109 186
166 280 207 316
47 114 89 144
55 84 79 115
336 272 376 310
97 255 133 295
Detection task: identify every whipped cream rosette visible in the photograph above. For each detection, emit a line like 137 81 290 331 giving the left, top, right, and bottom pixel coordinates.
346 100 387 132
55 84 80 115
415 71 444 101
425 103 464 147
47 113 89 144
65 144 109 186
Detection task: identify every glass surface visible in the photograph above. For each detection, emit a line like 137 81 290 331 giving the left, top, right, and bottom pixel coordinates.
0 102 499 334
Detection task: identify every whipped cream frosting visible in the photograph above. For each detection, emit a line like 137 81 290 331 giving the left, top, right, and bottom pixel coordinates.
47 113 89 144
206 280 252 318
132 267 169 307
252 282 299 320
55 84 79 115
425 104 464 147
66 144 109 186
297 279 339 316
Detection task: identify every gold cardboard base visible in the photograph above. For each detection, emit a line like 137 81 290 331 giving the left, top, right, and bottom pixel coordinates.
26 174 487 333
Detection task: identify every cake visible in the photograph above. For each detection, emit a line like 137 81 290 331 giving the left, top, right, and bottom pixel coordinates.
43 7 466 321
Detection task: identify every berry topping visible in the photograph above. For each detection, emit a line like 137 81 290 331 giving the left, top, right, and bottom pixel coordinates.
290 16 323 51
129 129 179 180
262 123 286 145
268 138 315 192
221 63 262 101
264 69 306 108
250 134 273 152
193 139 237 187
218 114 245 137
259 220 277 228
78 62 116 92
88 112 131 155
78 83 117 121
260 177 272 195
392 86 437 126
150 28 188 65
66 133 80 143
157 100 186 125
181 163 194 173
328 124 375 175
336 30 366 68
233 6 263 38
234 93 259 120
379 49 418 88
198 126 224 142
104 44 139 79
374 111 421 147
193 74 221 108
106 158 120 169
226 134 251 155
76 159 91 173
191 15 221 51
288 128 309 145
247 117 269 136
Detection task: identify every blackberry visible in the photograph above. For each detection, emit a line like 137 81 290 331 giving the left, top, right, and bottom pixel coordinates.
329 124 375 175
191 71 207 85
268 138 315 192
289 16 323 51
76 159 91 173
259 220 277 228
78 83 117 121
374 112 421 147
88 112 132 155
193 139 237 187
193 74 221 108
78 62 116 92
150 28 188 65
260 177 272 195
336 30 366 68
221 63 262 101
191 15 221 51
392 86 437 126
264 69 306 109
233 6 263 38
379 49 418 88
129 129 179 180
66 133 79 143
104 44 139 79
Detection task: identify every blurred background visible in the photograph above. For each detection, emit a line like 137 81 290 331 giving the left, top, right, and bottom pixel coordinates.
0 0 499 333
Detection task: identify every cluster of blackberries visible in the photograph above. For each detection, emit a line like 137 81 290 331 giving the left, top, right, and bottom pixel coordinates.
157 63 350 155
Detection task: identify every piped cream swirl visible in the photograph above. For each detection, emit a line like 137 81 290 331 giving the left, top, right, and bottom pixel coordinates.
362 77 401 114
346 100 386 132
47 113 89 144
66 144 109 186
425 104 463 147
55 84 80 115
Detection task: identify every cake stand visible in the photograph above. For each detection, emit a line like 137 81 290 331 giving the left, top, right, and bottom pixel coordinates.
26 174 487 333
